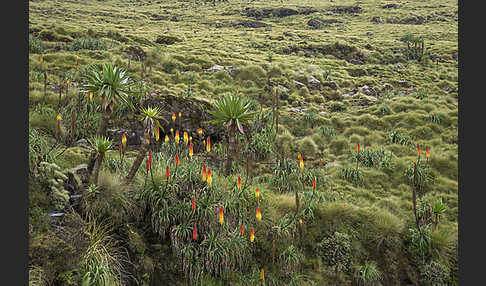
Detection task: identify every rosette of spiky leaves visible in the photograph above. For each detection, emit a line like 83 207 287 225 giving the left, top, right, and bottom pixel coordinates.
207 95 257 175
279 244 304 276
354 261 382 286
88 135 113 184
82 63 135 135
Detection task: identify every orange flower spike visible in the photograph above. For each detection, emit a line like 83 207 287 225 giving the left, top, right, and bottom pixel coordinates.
426 146 430 159
198 128 203 136
206 137 211 152
156 126 160 142
237 175 242 191
298 152 304 170
183 131 189 145
202 164 207 182
357 143 360 153
145 150 152 171
313 177 316 190
172 112 176 121
40 55 43 62
417 144 421 156
121 133 127 149
250 229 255 243
175 154 180 166
219 207 224 224
261 268 265 281
207 169 212 187
192 197 196 211
175 131 180 144
240 224 244 235
119 142 122 154
256 208 262 221
189 143 194 158
166 166 170 180
193 225 198 241
165 135 169 143
255 188 259 198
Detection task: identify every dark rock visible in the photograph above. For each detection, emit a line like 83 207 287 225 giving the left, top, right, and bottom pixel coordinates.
293 80 305 89
155 34 182 45
371 16 383 23
322 81 339 90
74 139 90 149
307 75 321 90
359 85 378 97
307 18 323 29
397 80 412 88
329 5 362 14
232 20 267 28
382 3 399 9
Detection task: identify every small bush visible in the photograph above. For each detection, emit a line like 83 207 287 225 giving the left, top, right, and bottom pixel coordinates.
29 34 44 54
329 137 350 155
387 129 412 146
317 231 352 273
339 166 363 185
297 136 319 157
70 37 108 51
420 260 450 286
320 125 337 137
330 102 346 112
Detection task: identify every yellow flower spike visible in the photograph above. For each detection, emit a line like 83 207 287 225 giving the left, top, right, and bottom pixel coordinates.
202 164 207 182
197 128 203 136
189 143 194 158
178 111 182 118
40 56 43 63
155 126 160 141
184 131 189 145
89 91 93 101
261 268 265 281
250 229 255 243
206 137 211 152
57 114 62 121
66 79 70 85
165 135 169 143
256 208 262 221
255 188 259 198
170 128 174 136
190 136 192 142
175 131 180 144
172 112 176 121
299 218 303 224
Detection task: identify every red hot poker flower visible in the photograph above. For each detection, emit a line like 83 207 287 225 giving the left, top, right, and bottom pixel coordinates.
219 207 224 224
166 166 170 180
426 146 430 158
313 177 316 190
175 154 180 166
417 144 421 156
202 164 207 182
240 224 244 235
358 143 360 153
192 197 196 210
192 227 198 240
237 176 242 190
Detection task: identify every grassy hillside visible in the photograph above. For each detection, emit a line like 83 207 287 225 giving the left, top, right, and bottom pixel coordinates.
28 0 458 285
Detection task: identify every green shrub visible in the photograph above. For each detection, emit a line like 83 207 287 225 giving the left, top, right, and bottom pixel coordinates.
247 126 275 160
330 102 346 112
404 160 435 197
339 166 363 185
352 148 392 170
387 129 412 146
354 261 382 285
329 137 350 155
235 65 266 86
70 37 108 51
420 260 450 286
297 136 319 157
317 231 352 273
37 162 71 211
320 125 337 137
29 34 44 54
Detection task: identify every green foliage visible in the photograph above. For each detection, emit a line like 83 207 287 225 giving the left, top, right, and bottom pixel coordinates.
339 166 363 185
37 162 70 211
317 231 352 273
404 160 435 196
82 63 135 112
413 89 428 100
70 37 108 51
88 136 113 154
387 129 412 146
352 148 392 170
408 226 432 263
354 261 382 286
29 34 44 54
428 113 443 125
247 126 275 160
81 219 125 286
329 102 346 112
320 125 337 137
279 244 304 275
208 95 257 130
272 155 296 193
420 260 450 286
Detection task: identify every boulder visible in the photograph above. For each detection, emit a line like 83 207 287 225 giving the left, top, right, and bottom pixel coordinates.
307 75 321 90
73 139 90 149
322 81 339 90
293 80 305 89
155 34 182 45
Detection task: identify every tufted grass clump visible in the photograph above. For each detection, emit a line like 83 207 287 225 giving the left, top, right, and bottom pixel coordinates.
352 148 392 170
29 34 44 54
387 129 413 146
